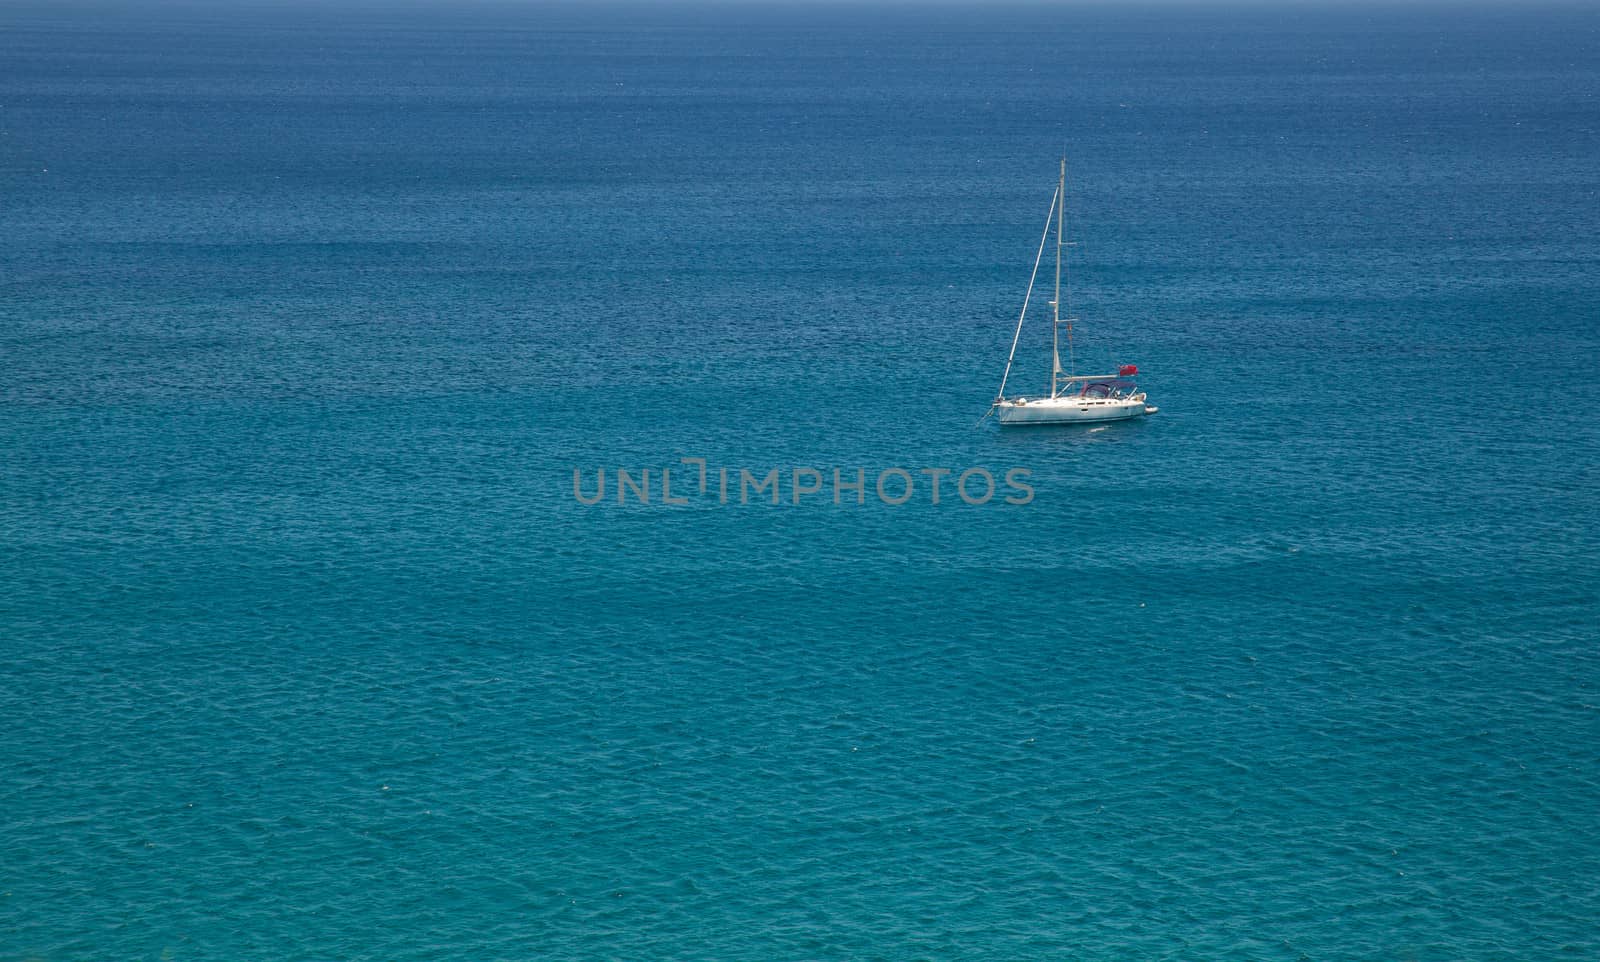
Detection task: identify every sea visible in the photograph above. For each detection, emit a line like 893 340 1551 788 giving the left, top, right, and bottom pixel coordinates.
2 2 1598 959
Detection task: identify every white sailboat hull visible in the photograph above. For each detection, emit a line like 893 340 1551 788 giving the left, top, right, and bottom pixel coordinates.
996 395 1154 425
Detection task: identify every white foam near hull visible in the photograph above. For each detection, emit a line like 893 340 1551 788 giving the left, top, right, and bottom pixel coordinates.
996 395 1155 425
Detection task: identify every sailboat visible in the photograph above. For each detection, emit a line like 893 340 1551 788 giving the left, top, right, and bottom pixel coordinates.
991 159 1157 425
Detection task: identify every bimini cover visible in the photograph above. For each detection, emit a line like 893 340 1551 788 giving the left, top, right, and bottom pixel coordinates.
1079 378 1138 397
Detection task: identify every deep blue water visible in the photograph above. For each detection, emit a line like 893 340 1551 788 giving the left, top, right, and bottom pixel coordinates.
3 3 1599 959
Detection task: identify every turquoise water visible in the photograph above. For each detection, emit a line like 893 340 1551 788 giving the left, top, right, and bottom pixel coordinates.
3 3 1599 959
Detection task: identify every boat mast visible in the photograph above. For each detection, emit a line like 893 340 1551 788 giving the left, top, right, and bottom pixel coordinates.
1051 157 1065 398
